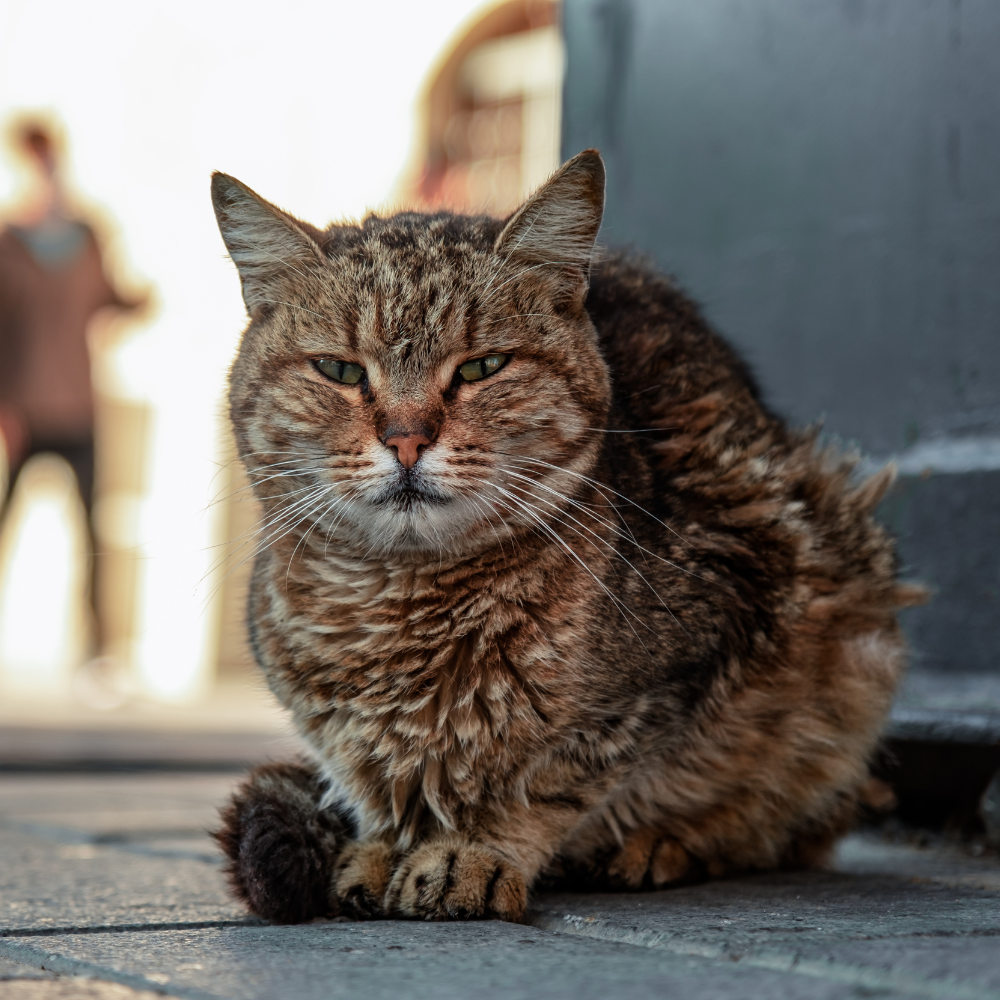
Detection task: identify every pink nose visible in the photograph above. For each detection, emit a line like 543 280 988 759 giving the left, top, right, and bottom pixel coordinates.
385 433 431 470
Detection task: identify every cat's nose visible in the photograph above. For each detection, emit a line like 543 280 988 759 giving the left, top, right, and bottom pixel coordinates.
384 432 432 470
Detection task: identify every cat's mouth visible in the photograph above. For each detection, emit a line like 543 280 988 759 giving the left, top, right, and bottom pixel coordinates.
370 482 450 509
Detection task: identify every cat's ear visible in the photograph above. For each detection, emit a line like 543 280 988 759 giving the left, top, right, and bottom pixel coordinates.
493 149 605 290
211 172 325 316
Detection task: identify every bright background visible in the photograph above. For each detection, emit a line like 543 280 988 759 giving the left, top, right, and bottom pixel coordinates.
0 0 495 703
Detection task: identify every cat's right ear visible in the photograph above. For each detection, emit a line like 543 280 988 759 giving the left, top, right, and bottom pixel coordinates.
211 173 325 316
493 149 605 295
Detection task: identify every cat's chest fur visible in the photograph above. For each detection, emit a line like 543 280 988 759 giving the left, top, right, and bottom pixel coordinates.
249 535 608 831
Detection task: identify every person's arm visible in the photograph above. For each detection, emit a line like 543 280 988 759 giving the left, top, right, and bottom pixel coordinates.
85 223 151 316
0 245 28 469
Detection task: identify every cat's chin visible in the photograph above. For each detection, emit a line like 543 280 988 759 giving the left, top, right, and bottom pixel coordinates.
346 493 501 559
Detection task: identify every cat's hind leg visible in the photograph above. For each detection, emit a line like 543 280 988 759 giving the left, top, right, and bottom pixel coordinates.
605 828 703 889
552 827 705 892
215 760 354 923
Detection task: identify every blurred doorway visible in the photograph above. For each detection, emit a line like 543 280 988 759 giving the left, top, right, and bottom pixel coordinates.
403 0 563 215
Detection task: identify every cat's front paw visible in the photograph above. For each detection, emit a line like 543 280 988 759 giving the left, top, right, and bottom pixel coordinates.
387 838 527 922
334 841 398 918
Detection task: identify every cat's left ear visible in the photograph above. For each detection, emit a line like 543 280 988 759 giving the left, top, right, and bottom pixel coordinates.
211 172 326 316
493 149 605 295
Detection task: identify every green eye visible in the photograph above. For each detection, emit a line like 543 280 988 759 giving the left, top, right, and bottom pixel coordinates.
315 359 364 384
459 353 509 382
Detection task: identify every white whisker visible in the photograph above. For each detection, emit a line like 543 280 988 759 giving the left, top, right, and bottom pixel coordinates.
499 467 700 585
499 476 688 635
502 454 694 549
473 478 654 648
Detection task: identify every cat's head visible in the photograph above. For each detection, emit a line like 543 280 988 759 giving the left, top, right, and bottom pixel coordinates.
214 150 609 558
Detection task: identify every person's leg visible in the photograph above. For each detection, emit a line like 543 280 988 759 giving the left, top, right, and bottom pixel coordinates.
0 448 33 535
1 442 27 520
47 439 100 653
54 440 95 517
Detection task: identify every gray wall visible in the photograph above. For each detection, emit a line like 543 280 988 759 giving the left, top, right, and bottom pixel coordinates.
563 0 1000 686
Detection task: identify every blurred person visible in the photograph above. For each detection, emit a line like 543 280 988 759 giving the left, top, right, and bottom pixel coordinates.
0 118 143 662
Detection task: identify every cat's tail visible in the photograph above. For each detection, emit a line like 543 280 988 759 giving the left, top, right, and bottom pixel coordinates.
214 759 354 923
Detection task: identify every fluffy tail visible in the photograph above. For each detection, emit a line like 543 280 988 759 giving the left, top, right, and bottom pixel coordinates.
215 760 354 923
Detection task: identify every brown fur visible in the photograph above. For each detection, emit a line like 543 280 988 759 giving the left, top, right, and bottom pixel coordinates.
210 150 923 923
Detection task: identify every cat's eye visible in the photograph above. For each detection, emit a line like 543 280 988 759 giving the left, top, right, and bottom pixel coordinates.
315 359 365 384
459 353 509 382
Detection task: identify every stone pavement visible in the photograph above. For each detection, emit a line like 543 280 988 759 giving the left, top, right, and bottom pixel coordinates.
1 774 999 1000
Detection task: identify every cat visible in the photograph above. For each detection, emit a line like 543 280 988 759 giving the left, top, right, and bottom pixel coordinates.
211 149 923 924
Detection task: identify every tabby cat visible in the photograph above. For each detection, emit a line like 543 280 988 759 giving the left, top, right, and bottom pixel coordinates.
212 150 921 924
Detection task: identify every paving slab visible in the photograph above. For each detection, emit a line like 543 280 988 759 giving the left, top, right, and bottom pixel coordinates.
0 775 247 932
1 771 999 999
0 921 940 1000
0 774 235 867
0 774 239 836
0 827 247 931
1 954 54 980
0 983 163 999
532 873 1000 999
535 869 1000 945
2 955 166 998
835 834 1000 892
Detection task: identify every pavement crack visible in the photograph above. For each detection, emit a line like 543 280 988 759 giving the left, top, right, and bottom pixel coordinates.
1 919 264 938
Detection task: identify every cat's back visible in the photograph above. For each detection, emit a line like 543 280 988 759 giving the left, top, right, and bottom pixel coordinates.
582 250 908 668
586 251 775 446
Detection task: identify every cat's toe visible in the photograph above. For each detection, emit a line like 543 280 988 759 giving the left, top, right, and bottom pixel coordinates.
606 827 658 888
387 839 526 922
606 829 697 889
334 842 398 919
215 761 351 923
648 838 697 887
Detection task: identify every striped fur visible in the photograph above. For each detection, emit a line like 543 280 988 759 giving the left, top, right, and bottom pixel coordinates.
211 150 923 922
